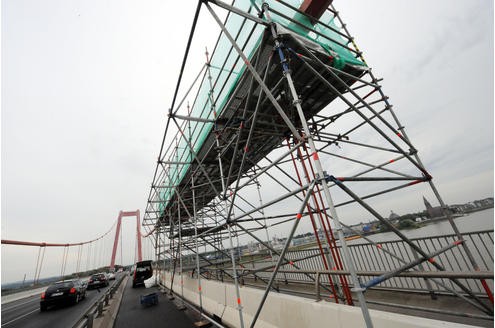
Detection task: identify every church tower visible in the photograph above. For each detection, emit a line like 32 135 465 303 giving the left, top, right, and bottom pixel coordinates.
423 196 434 217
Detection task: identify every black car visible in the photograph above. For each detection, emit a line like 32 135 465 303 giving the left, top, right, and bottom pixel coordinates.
87 273 109 289
40 279 86 311
132 260 153 288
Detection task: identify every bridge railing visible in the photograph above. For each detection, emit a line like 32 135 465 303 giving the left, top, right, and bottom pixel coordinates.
73 274 126 328
347 229 493 295
269 230 494 296
187 230 493 297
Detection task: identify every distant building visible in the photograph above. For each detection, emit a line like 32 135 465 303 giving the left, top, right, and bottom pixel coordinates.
388 210 400 222
450 198 493 214
271 237 285 250
473 198 494 208
247 240 263 253
423 196 449 218
449 203 474 213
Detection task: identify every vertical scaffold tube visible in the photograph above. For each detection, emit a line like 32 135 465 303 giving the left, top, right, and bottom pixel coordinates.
176 143 185 302
263 6 374 326
189 98 204 311
205 42 245 328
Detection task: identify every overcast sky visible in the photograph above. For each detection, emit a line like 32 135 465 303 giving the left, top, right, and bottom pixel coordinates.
1 0 493 284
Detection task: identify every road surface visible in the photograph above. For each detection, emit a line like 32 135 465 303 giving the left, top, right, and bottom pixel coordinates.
1 278 118 328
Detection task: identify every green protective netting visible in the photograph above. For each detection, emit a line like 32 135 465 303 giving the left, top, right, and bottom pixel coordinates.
260 0 364 69
158 0 366 215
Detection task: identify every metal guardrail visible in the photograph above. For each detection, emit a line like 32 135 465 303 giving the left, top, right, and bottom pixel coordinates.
190 230 493 297
277 230 494 296
72 275 126 328
159 230 494 323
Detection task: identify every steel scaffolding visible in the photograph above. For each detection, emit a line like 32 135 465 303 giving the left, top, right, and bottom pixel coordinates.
143 1 493 327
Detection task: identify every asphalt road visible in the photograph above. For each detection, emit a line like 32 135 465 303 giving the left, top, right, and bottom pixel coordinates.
114 278 195 328
1 277 119 328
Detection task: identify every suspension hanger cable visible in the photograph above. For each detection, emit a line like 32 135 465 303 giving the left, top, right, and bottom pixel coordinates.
35 247 46 285
33 247 42 285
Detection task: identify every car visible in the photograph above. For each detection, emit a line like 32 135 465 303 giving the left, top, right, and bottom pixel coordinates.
40 279 86 311
132 260 153 288
87 273 109 289
107 272 116 280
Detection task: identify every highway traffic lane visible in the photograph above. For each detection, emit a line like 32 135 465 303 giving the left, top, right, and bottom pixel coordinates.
1 295 40 327
1 296 40 315
1 280 117 328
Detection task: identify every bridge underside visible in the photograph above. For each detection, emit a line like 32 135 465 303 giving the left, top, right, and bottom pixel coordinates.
160 28 365 227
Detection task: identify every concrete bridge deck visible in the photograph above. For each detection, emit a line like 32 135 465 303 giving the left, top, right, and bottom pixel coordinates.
114 277 198 328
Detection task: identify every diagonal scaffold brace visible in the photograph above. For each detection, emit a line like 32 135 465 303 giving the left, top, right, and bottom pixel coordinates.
328 175 493 315
358 240 464 291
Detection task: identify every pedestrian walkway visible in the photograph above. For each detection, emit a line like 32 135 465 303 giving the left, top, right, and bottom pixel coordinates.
114 278 196 328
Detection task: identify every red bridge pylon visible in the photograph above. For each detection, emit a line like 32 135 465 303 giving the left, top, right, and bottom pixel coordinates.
110 210 142 269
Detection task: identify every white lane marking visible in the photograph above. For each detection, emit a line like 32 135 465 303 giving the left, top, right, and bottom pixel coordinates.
1 308 39 326
2 297 39 312
1 287 46 305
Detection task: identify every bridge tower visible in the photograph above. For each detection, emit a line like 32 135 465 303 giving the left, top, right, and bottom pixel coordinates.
110 210 142 269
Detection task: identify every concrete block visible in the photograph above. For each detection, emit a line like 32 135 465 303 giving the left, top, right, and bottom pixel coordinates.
159 270 479 328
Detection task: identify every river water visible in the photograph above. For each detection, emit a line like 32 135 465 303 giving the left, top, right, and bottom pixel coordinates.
350 208 494 244
343 208 494 282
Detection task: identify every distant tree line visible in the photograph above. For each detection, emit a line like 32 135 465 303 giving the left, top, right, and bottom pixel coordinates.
378 212 426 232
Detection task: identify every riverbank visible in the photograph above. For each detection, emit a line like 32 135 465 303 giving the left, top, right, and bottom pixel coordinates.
295 208 494 248
350 208 493 244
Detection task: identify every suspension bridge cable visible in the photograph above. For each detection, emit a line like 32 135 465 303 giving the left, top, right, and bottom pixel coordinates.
1 220 117 247
5 219 129 281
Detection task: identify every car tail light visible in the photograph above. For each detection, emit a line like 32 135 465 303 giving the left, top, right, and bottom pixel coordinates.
69 288 76 294
41 292 45 299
